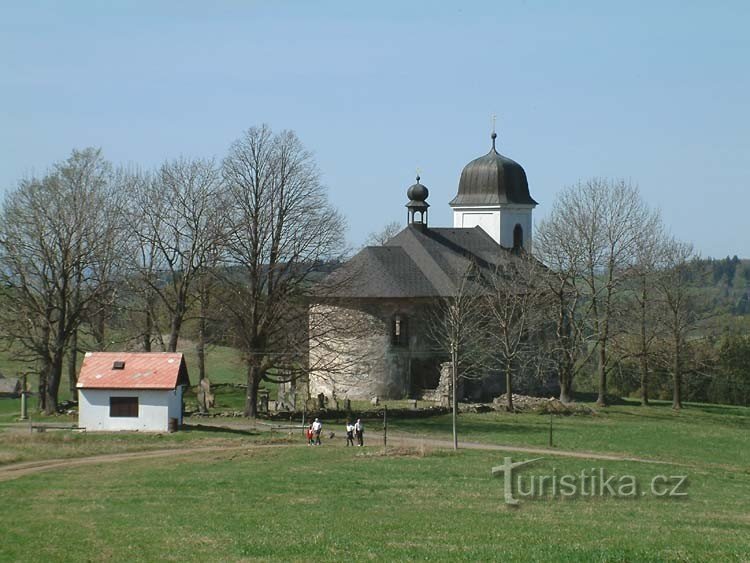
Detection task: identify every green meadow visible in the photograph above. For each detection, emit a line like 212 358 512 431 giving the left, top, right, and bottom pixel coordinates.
0 400 748 561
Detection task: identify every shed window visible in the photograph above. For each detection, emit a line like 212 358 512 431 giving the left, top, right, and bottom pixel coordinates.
110 396 138 418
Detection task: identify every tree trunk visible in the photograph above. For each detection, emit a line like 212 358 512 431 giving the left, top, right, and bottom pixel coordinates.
38 368 47 413
45 349 64 415
244 362 261 418
197 332 206 382
672 336 682 410
559 371 573 404
45 311 67 415
557 300 574 404
143 306 153 352
640 354 650 406
596 343 607 406
505 359 514 412
68 329 78 395
639 281 649 406
168 314 182 353
92 309 106 350
197 290 207 381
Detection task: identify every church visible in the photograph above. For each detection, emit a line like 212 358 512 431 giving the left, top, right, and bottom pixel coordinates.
308 133 538 401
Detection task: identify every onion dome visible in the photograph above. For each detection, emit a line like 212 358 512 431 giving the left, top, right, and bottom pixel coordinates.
450 133 537 206
406 175 429 208
406 174 429 226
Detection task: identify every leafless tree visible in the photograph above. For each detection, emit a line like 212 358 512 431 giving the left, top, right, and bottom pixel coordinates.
535 213 594 403
364 220 401 247
544 179 654 406
121 157 224 352
0 148 117 413
654 238 700 410
486 253 549 412
117 170 166 351
427 261 491 449
614 217 667 405
218 125 347 417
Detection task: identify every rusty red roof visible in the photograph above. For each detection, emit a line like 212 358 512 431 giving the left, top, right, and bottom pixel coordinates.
77 352 190 389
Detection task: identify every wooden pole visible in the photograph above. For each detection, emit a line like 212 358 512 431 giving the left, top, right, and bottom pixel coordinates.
383 405 388 449
451 346 458 450
20 373 28 420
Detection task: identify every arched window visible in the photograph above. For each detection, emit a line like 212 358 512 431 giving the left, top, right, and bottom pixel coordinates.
513 224 523 249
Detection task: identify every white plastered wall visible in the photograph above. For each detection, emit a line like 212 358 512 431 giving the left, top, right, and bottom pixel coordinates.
452 204 534 250
78 387 183 432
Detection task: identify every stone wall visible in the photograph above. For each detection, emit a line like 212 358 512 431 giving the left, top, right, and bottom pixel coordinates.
308 299 441 400
421 362 464 405
308 297 559 403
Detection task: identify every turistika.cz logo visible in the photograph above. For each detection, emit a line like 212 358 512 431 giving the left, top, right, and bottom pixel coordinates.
491 457 689 506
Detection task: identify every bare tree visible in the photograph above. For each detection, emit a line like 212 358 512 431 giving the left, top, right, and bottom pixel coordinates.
219 125 347 417
0 148 117 413
535 213 594 403
364 220 401 247
122 157 224 352
655 238 700 410
616 218 666 405
118 169 165 351
545 179 654 406
427 261 491 449
486 253 548 412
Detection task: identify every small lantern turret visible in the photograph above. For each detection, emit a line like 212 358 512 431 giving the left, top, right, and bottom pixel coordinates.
405 174 430 228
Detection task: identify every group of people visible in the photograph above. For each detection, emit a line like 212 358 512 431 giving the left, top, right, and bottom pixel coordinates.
306 418 364 447
346 419 365 447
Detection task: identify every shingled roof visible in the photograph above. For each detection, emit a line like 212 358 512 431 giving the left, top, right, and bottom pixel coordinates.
317 225 516 299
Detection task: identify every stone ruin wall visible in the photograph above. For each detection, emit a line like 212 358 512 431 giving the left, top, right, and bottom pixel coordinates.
308 301 426 401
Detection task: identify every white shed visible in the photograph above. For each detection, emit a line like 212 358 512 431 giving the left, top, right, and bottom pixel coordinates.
77 352 190 432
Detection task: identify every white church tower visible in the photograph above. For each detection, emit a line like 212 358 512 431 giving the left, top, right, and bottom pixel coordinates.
450 132 537 251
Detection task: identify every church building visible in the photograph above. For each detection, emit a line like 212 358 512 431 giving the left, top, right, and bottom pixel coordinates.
308 133 538 401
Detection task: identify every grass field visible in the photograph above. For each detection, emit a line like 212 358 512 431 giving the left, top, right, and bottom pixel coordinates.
0 400 748 561
1 443 748 561
388 400 750 469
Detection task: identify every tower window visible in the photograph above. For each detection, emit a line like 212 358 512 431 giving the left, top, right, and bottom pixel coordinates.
513 224 523 249
391 314 408 346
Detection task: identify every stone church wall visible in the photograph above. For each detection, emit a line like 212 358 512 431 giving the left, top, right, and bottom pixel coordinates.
308 299 439 400
308 298 559 403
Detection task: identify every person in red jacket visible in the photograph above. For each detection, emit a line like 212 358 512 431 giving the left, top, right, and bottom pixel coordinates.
306 423 314 446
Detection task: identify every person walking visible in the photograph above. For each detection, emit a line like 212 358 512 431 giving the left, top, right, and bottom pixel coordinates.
312 418 323 446
306 422 314 446
345 420 355 446
354 418 364 447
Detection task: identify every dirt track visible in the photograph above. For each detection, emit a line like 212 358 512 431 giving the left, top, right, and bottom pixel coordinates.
0 428 685 483
386 434 682 465
0 445 252 482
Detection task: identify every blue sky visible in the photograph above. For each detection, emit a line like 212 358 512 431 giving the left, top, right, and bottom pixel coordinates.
1 1 748 257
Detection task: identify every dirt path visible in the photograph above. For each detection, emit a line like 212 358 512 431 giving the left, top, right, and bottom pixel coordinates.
385 434 687 465
0 444 269 483
0 426 688 483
